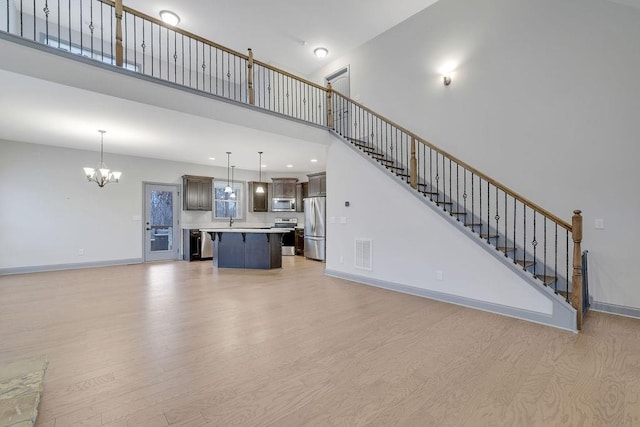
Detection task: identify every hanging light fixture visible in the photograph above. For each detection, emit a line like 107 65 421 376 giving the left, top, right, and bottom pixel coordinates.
256 151 265 194
229 165 236 199
83 130 121 188
224 152 232 193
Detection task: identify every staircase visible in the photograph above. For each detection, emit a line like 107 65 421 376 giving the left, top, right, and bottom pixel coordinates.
0 0 586 330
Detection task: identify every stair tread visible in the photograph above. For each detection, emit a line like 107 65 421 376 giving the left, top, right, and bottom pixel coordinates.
516 259 535 268
497 246 516 252
535 274 557 286
386 165 405 171
481 234 499 239
449 212 467 215
434 200 453 205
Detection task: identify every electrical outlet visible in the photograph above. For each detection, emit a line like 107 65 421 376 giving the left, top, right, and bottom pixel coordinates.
436 270 443 281
330 216 336 223
340 216 348 224
595 219 604 230
78 249 85 256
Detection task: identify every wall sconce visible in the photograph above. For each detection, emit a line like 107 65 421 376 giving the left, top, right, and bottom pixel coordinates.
439 62 456 86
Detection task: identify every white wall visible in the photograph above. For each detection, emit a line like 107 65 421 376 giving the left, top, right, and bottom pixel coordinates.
313 0 640 311
326 142 553 315
0 139 306 270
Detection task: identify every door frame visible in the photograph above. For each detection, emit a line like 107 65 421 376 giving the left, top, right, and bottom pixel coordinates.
142 182 181 262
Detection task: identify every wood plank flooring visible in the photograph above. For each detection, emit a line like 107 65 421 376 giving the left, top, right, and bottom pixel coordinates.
1 257 639 426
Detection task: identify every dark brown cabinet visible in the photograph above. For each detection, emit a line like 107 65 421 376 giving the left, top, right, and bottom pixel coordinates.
271 178 298 198
307 172 326 196
296 182 308 212
182 175 213 211
295 228 305 255
248 182 269 212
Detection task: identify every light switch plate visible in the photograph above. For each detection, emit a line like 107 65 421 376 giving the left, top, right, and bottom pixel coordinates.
595 219 604 230
340 216 347 224
330 216 336 223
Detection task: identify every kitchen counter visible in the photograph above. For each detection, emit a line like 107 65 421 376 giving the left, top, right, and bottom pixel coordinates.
201 228 292 269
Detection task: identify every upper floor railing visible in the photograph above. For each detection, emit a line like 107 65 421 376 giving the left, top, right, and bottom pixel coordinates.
0 0 584 328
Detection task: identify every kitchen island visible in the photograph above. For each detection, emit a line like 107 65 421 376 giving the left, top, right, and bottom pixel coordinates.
200 228 293 269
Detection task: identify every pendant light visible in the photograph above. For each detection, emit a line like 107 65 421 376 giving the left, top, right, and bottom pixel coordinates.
229 165 236 199
83 130 122 187
256 151 265 194
224 152 232 193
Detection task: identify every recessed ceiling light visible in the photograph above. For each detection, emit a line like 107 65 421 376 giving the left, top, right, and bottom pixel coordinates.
261 164 267 168
159 10 180 26
208 157 215 160
286 164 293 168
310 159 318 163
314 47 328 59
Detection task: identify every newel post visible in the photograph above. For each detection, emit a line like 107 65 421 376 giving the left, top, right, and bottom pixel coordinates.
327 82 334 129
247 48 255 105
571 210 584 330
410 137 417 189
115 0 123 67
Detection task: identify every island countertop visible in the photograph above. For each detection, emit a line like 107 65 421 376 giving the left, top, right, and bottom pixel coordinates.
199 228 293 233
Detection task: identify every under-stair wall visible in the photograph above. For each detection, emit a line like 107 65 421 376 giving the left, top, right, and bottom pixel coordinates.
325 141 576 331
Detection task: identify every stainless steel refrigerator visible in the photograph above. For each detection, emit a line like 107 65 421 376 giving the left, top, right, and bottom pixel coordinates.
304 196 326 261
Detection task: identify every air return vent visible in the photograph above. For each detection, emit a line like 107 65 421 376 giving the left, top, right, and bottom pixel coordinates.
355 239 372 271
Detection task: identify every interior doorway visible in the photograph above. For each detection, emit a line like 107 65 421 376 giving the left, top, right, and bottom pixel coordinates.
326 66 350 137
143 183 180 262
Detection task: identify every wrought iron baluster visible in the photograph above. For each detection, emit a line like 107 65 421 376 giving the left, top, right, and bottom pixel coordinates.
79 0 82 52
513 198 517 263
463 169 467 214
435 151 439 200
150 22 154 77
208 43 211 92
532 211 537 277
494 186 499 244
100 2 104 62
89 0 94 58
479 177 482 232
20 0 23 37
44 0 49 42
471 172 475 231
32 0 35 40
523 205 527 270
554 224 558 293
566 230 569 302
504 192 508 254
543 217 547 285
141 19 145 74
173 31 177 83
57 0 60 47
486 180 490 240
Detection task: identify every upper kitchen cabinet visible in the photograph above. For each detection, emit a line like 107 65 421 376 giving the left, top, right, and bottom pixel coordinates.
271 178 298 198
296 182 308 212
182 175 213 211
307 172 326 196
248 182 269 212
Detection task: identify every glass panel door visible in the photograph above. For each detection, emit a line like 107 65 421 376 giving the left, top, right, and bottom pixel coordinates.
144 184 179 261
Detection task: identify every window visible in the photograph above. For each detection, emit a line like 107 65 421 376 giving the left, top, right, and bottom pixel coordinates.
213 180 244 220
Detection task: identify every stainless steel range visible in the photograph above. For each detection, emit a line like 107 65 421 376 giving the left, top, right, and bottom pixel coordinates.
273 218 297 256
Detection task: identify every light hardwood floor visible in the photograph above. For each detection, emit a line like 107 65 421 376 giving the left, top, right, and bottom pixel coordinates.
1 257 639 426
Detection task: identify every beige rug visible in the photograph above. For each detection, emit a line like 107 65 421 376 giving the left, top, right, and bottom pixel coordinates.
0 356 48 427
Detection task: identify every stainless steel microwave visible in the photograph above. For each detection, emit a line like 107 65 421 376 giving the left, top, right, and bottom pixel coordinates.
272 198 296 212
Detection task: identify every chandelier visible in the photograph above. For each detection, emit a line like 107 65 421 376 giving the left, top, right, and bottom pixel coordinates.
83 130 122 187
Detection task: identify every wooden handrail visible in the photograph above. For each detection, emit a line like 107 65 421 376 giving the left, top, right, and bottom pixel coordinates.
97 0 250 60
252 59 328 91
330 89 573 231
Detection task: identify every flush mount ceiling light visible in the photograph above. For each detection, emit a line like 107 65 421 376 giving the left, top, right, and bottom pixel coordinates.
224 152 232 193
159 10 180 26
440 62 456 86
83 130 121 188
314 47 328 59
286 164 293 168
310 159 318 163
255 151 265 194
